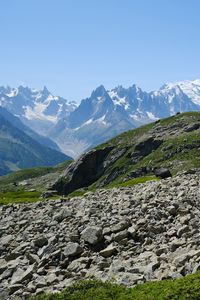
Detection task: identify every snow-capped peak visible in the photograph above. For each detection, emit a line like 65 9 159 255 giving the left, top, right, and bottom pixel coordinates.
155 79 200 106
0 85 77 128
176 80 200 105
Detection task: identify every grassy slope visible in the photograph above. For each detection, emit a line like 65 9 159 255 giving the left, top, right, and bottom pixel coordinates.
92 112 200 188
0 160 72 204
0 160 72 186
30 274 200 300
0 190 41 205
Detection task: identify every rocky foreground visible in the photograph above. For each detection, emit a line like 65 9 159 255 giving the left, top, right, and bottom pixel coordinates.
0 170 200 299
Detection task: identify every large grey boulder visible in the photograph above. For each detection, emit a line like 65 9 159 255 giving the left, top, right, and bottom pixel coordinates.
52 147 113 195
81 227 103 245
154 167 172 179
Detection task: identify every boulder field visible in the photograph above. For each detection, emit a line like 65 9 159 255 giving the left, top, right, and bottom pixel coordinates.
0 170 200 299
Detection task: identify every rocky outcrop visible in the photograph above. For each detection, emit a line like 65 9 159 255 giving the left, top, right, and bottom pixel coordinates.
0 170 200 299
52 137 164 195
135 137 163 157
52 147 113 195
154 167 172 179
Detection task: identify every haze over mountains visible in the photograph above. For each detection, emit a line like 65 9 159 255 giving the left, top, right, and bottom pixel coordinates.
0 79 200 158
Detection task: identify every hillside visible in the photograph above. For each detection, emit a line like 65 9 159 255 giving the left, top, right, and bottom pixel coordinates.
0 160 72 195
53 112 200 195
0 115 71 175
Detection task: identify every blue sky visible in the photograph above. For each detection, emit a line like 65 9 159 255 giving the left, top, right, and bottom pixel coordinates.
0 0 200 101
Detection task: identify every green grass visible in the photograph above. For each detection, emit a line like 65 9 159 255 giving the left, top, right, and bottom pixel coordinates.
0 160 73 194
29 273 200 300
0 190 41 205
0 166 53 185
106 176 159 189
0 160 72 186
68 189 87 198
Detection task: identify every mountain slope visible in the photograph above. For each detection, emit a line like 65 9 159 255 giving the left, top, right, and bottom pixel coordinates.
0 115 71 175
50 85 136 157
52 112 200 195
0 106 60 151
1 80 200 158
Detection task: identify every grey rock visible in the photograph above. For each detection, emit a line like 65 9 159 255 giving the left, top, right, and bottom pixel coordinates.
26 253 40 264
177 225 189 237
128 225 137 238
99 244 117 258
111 220 130 233
53 208 72 222
34 236 48 248
11 264 35 285
0 235 13 247
63 242 83 257
81 227 103 245
114 230 128 242
9 284 23 294
154 168 172 179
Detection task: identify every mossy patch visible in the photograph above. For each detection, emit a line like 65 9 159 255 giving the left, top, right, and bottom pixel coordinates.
0 190 41 205
106 175 159 189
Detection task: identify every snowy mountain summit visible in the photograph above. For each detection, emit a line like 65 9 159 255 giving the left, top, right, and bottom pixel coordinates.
0 79 200 157
0 85 77 135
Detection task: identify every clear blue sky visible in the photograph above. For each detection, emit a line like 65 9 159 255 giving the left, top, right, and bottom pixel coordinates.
0 0 200 101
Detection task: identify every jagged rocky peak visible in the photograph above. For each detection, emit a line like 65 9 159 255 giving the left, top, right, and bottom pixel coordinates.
91 85 107 98
42 85 51 96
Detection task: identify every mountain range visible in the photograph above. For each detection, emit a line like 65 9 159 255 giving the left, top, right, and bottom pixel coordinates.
1 79 200 158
